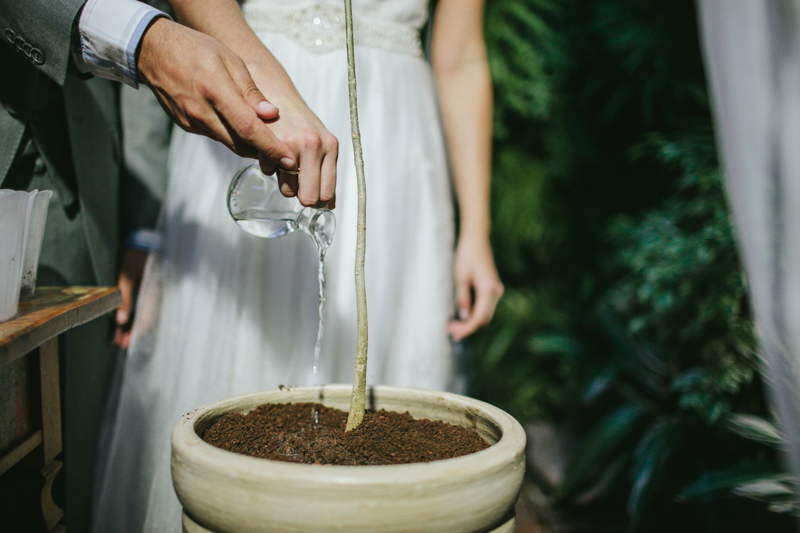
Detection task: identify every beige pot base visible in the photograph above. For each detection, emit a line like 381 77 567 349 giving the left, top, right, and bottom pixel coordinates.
183 511 516 533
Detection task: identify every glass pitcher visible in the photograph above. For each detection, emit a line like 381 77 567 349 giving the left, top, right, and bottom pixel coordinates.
227 163 335 250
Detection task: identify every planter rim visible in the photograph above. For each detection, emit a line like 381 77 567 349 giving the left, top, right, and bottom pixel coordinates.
172 384 524 483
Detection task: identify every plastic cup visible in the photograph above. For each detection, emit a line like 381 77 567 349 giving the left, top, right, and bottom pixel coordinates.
0 190 31 321
19 190 51 299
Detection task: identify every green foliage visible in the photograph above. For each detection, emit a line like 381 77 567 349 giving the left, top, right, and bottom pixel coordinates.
469 0 593 421
485 0 562 140
604 133 759 426
677 460 784 502
725 414 784 448
475 0 796 530
469 286 589 421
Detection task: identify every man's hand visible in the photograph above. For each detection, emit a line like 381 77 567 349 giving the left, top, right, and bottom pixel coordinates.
114 249 148 350
137 18 296 174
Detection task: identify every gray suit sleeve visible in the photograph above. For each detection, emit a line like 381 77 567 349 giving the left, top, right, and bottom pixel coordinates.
0 0 87 86
120 83 171 237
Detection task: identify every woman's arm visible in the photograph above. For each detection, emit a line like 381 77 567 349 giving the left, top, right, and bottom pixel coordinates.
161 0 338 207
432 0 503 341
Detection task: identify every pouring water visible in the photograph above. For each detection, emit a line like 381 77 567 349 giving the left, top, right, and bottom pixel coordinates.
228 163 334 423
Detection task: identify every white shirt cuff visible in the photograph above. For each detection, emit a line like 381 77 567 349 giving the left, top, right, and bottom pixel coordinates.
73 0 169 88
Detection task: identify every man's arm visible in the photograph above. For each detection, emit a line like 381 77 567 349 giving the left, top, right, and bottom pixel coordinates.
71 0 167 88
2 0 332 200
0 0 85 85
135 16 295 164
74 0 297 164
0 0 297 165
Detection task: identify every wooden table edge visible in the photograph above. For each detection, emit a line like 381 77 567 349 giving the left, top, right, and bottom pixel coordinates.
0 287 121 366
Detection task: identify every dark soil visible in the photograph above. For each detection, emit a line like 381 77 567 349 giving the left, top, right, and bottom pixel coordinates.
202 402 490 465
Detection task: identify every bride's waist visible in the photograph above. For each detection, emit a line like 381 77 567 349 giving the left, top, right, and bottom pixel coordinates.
243 1 423 57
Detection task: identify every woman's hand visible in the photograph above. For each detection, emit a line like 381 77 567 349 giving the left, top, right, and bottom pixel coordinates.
248 64 339 209
447 235 504 341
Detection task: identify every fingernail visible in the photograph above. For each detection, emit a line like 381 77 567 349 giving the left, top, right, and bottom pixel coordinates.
257 101 277 114
116 309 127 324
280 157 295 169
459 308 469 320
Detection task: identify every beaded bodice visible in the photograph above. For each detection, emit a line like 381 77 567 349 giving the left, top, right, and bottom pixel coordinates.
243 0 428 57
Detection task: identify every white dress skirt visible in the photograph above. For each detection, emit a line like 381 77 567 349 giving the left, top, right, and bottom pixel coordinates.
92 1 456 531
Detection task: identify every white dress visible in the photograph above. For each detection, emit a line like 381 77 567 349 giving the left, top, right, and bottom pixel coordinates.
93 1 455 531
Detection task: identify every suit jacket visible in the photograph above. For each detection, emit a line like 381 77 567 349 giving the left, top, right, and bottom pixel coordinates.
0 0 123 286
0 4 173 529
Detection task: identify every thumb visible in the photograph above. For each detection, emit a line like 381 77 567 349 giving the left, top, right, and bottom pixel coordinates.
226 57 279 121
253 97 279 121
223 58 294 165
241 83 278 121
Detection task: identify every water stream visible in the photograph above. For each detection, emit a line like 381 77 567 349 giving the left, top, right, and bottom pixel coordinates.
310 244 326 427
234 207 331 428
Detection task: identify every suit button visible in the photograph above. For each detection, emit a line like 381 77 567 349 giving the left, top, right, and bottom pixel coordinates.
4 28 43 65
30 48 44 65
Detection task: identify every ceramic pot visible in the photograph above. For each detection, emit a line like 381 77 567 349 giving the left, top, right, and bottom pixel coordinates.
172 385 526 533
